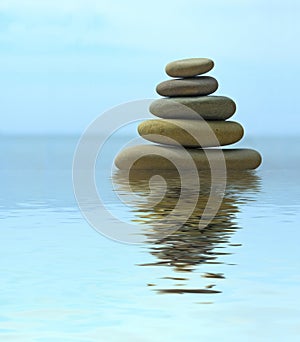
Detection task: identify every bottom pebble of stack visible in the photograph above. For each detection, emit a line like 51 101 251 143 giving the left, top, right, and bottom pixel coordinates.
114 145 262 170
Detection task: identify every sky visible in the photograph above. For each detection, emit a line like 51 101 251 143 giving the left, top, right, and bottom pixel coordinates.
0 0 300 135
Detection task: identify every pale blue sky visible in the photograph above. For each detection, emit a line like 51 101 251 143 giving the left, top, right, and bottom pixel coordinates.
0 0 299 135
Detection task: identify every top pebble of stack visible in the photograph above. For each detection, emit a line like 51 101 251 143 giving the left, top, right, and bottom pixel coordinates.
165 58 214 78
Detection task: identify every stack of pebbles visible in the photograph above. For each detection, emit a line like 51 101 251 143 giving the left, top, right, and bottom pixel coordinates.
115 58 262 170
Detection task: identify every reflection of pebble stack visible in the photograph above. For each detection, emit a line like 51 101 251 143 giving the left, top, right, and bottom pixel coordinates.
115 58 262 170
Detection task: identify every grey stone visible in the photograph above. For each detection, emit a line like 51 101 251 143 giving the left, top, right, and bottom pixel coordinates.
156 76 218 97
149 96 236 120
166 58 214 77
114 145 262 170
138 119 244 147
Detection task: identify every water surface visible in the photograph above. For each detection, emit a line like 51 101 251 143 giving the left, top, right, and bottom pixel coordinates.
0 135 299 341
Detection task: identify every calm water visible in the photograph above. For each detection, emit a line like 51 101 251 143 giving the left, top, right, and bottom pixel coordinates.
0 135 300 341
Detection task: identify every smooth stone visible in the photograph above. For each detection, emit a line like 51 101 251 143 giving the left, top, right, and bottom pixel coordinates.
166 58 214 78
114 145 262 170
138 119 244 147
149 96 236 120
156 76 218 97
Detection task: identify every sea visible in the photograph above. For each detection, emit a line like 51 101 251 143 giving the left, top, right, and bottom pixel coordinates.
0 134 299 341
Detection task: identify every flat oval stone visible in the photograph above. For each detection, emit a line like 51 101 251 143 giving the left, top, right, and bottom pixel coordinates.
138 119 244 147
149 96 236 120
114 145 262 170
166 58 214 77
156 76 218 97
